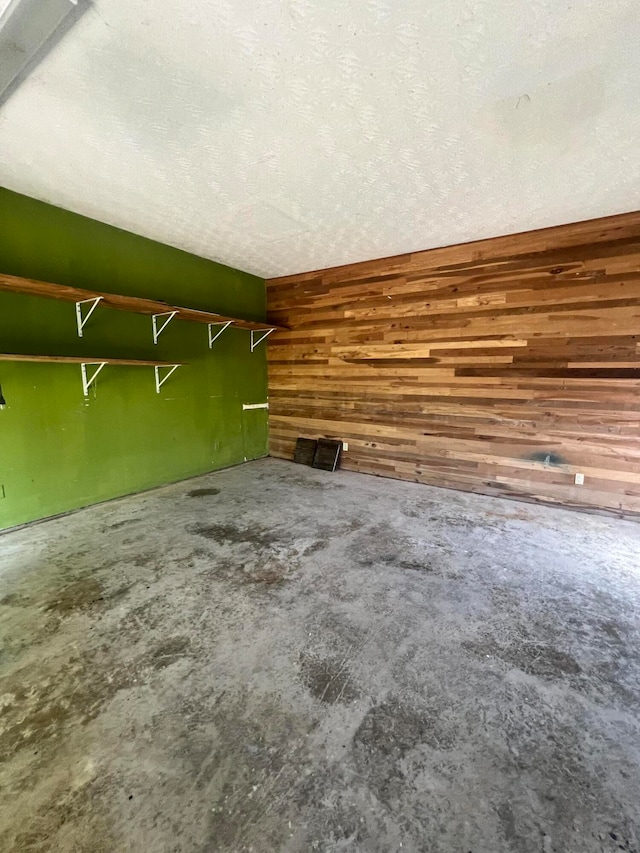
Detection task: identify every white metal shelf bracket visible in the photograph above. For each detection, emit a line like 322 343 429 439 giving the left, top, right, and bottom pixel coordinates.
154 364 181 394
75 297 103 337
250 329 275 352
152 311 178 344
81 362 107 396
208 320 232 348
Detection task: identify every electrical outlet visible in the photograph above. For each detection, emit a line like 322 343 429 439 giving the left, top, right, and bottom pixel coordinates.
343 442 349 451
575 472 585 485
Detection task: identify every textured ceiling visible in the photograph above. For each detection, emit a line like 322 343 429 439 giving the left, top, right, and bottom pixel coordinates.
1 0 639 278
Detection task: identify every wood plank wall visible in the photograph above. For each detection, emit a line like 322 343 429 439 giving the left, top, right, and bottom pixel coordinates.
266 211 640 516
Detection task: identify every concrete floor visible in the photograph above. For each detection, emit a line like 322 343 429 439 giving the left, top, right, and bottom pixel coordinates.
1 459 640 853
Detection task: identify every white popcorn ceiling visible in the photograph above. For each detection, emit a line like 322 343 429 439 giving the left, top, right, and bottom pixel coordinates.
1 0 639 278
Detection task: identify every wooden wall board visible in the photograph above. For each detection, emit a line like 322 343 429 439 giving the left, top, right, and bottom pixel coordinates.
266 210 640 517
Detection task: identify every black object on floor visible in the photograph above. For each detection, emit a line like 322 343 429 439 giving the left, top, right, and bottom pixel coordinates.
312 439 342 472
294 438 318 465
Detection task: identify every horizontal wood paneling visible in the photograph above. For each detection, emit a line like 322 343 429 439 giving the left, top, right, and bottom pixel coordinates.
266 212 640 516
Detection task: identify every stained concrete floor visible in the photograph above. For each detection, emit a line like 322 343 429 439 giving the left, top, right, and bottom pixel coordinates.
1 459 640 853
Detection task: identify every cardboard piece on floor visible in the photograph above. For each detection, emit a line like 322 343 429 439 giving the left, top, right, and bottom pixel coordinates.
294 437 318 465
312 439 342 472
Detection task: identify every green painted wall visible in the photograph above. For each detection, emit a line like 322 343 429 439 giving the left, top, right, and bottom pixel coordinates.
0 188 268 529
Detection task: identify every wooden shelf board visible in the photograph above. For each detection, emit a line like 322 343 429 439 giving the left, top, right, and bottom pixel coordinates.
0 273 287 332
0 354 181 366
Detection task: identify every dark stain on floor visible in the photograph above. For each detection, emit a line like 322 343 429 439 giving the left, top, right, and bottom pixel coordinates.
348 523 434 572
268 470 347 491
299 653 359 704
195 691 316 851
42 579 132 615
10 778 115 853
107 519 139 530
355 699 455 755
145 636 191 669
302 539 329 555
496 800 518 845
244 558 292 586
352 698 455 804
464 637 581 678
187 488 220 497
191 521 280 549
0 636 192 761
0 592 29 607
43 578 104 613
133 553 158 568
199 554 294 588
